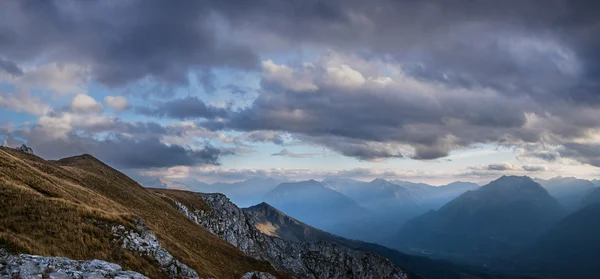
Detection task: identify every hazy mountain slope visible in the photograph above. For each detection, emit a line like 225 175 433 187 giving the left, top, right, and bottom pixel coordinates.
582 187 600 206
155 190 409 279
536 177 596 211
323 178 425 243
206 178 282 207
244 202 532 279
396 176 565 264
592 179 600 187
0 147 283 278
263 180 368 235
520 202 600 279
326 178 419 211
392 181 480 209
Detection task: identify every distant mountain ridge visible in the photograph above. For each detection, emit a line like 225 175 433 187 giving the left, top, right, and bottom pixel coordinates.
535 176 596 211
396 176 565 264
144 177 282 207
263 180 368 237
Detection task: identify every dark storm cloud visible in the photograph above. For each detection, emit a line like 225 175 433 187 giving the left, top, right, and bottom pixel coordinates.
0 0 258 87
0 58 23 76
211 0 600 103
199 78 534 160
135 97 228 120
93 137 228 169
530 152 558 162
187 0 600 162
559 143 600 167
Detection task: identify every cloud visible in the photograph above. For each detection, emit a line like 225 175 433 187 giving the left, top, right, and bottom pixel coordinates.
234 131 286 145
0 0 258 88
471 163 548 173
70 94 103 114
0 90 50 116
487 163 520 171
271 149 314 158
261 60 318 92
104 96 130 112
559 143 600 167
135 97 228 120
197 54 539 160
0 58 23 76
522 165 548 172
3 117 233 169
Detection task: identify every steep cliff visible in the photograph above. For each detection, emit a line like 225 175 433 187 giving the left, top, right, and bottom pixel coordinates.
154 189 408 279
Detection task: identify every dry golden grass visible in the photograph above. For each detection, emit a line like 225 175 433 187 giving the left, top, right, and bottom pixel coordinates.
0 148 286 278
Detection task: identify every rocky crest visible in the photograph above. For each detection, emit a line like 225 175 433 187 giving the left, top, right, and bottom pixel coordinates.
0 249 148 279
172 193 408 279
17 144 34 155
111 219 200 279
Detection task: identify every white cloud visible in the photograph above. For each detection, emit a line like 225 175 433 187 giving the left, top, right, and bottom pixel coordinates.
324 64 366 89
71 94 103 114
0 90 50 116
261 60 318 92
18 63 89 96
104 96 130 112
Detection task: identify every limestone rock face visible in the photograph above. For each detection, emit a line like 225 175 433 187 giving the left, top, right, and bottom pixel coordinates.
173 193 408 279
0 249 148 279
111 219 200 279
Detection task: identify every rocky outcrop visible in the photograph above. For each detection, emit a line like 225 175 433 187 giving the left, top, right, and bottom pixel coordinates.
112 219 199 279
17 144 34 155
172 194 408 279
0 249 148 279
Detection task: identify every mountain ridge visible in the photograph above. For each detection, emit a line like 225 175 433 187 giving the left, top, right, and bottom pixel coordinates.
395 176 565 265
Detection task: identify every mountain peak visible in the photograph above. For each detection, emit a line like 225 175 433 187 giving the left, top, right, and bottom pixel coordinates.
483 175 546 194
371 178 390 184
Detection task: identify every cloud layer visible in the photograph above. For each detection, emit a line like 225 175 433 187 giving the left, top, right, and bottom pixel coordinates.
2 0 600 181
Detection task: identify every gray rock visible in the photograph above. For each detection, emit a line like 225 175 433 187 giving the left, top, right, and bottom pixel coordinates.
240 272 278 279
17 144 34 154
49 271 71 279
0 249 149 279
111 219 200 279
172 194 408 279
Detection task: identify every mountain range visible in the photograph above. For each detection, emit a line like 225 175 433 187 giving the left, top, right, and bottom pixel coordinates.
4 145 600 278
263 180 369 237
535 177 596 211
395 176 565 265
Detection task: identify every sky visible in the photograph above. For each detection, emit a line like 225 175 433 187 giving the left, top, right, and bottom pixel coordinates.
1 0 600 185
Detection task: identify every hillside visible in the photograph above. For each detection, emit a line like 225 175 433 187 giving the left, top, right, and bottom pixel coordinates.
520 202 600 279
395 176 565 264
0 147 284 278
582 187 600 206
263 180 368 236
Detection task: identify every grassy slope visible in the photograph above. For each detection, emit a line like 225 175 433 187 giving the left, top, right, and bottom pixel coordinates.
0 147 284 278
